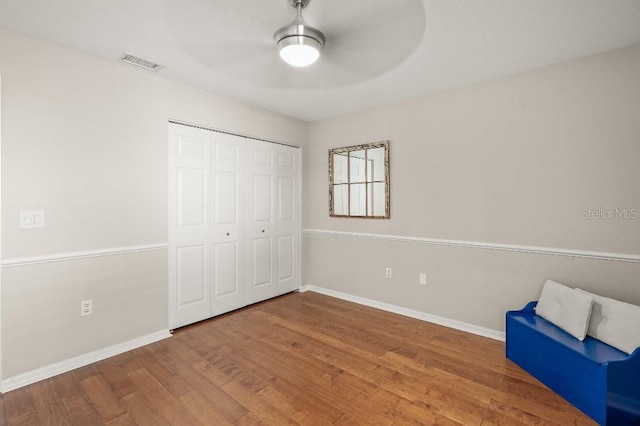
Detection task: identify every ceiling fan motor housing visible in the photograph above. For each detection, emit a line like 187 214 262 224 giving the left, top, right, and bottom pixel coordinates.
274 0 325 50
273 23 325 52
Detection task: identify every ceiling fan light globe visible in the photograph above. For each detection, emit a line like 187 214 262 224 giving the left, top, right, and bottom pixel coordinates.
279 42 320 67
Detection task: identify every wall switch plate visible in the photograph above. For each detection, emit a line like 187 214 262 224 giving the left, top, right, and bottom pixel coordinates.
81 299 93 316
20 211 45 229
419 273 427 285
385 267 392 279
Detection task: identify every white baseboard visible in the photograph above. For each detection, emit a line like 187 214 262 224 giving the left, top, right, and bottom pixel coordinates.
1 329 171 393
299 284 506 342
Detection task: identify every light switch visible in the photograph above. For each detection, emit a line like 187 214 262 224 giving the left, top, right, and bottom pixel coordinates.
20 211 45 229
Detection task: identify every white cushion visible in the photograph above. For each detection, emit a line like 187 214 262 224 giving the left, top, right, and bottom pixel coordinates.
535 280 593 341
576 289 640 355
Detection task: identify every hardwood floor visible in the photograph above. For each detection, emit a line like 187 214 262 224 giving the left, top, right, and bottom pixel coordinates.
1 291 596 425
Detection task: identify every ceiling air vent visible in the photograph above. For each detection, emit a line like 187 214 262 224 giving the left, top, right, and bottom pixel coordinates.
119 53 164 72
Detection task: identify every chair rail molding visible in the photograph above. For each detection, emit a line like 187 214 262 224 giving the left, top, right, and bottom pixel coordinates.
2 243 169 268
302 229 640 263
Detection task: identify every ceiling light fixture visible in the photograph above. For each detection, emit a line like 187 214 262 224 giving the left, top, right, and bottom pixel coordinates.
273 0 325 67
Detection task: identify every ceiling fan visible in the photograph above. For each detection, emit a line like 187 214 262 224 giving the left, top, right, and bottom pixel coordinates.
164 0 426 88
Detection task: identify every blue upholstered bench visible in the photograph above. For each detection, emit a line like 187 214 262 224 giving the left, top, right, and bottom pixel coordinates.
506 301 640 425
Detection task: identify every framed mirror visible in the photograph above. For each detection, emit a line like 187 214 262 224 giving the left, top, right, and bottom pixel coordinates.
329 141 390 218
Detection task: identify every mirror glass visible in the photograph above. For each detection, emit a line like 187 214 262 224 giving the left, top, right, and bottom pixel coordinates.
329 141 390 218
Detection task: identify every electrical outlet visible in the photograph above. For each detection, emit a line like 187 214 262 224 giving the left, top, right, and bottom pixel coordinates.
81 299 93 316
419 273 427 286
385 267 392 279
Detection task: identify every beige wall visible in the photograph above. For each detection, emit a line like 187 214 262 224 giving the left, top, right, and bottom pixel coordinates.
0 29 307 378
303 44 640 332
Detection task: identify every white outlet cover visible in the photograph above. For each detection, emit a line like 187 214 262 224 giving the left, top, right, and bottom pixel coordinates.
419 273 427 285
81 299 93 316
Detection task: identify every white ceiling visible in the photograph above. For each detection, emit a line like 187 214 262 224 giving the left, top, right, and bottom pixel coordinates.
1 0 640 121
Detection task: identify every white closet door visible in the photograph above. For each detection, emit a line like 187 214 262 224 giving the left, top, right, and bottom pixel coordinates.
246 140 277 304
211 133 246 316
274 145 300 295
168 124 212 329
170 123 301 329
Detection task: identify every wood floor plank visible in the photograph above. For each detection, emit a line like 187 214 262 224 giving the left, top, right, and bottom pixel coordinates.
243 328 372 400
52 373 81 400
220 379 297 425
104 413 137 426
74 364 100 382
80 374 126 422
0 394 6 426
249 309 394 370
234 412 266 426
370 387 464 426
28 379 74 425
331 412 373 425
118 392 170 426
135 349 192 399
487 398 562 426
126 368 202 425
111 351 145 375
52 370 103 425
244 350 394 425
236 321 381 400
256 385 312 424
384 351 497 405
489 391 587 425
61 390 104 426
179 390 234 426
3 387 40 425
498 374 588 419
2 291 598 425
150 347 248 422
93 357 137 400
197 325 345 423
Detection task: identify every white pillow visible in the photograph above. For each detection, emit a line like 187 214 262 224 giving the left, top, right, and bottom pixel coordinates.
535 280 593 341
576 289 640 355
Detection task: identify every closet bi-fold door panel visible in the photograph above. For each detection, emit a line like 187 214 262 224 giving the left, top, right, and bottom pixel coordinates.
246 141 300 304
274 145 300 296
211 133 246 316
169 124 212 329
246 141 277 304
